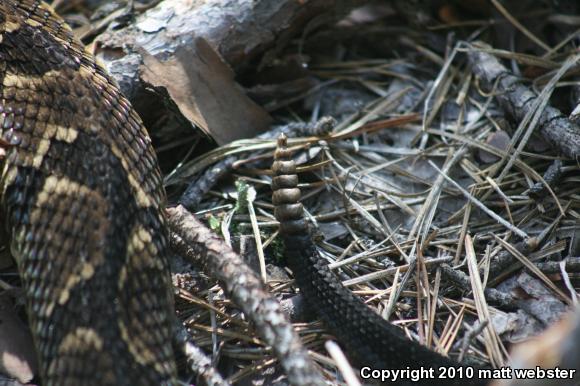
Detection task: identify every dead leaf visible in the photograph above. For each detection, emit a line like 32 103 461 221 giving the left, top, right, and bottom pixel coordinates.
478 130 511 163
493 310 580 386
140 37 272 145
0 296 37 383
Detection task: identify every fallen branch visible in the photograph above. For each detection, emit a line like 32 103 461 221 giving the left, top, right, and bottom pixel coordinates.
173 325 231 386
166 205 323 386
467 43 580 159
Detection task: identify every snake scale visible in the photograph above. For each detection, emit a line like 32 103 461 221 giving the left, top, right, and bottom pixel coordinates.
272 135 488 386
0 1 176 384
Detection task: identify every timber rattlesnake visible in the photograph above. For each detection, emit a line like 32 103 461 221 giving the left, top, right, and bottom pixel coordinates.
0 1 176 384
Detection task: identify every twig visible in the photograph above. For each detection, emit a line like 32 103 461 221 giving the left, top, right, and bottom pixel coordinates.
167 206 323 386
173 325 232 386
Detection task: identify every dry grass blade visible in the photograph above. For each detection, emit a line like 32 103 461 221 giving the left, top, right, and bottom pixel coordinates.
465 235 506 367
490 0 551 52
493 235 572 304
428 160 528 238
342 256 453 287
325 341 361 386
439 304 465 355
247 195 267 281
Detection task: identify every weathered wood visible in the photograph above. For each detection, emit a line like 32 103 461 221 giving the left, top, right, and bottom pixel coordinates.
167 206 324 386
96 0 360 143
468 43 580 159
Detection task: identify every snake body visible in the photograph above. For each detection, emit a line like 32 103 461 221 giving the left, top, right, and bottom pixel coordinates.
272 136 487 386
0 1 176 384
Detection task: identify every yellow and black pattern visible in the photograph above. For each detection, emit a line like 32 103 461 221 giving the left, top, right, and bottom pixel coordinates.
0 1 176 384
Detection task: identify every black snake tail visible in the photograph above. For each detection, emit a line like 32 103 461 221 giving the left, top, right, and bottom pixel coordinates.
272 135 487 386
